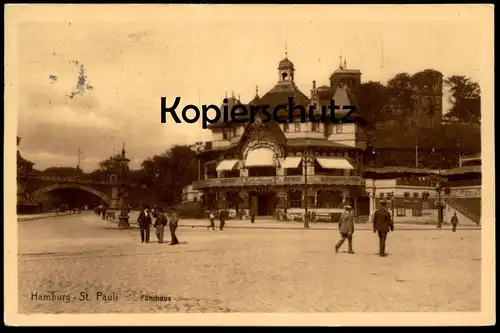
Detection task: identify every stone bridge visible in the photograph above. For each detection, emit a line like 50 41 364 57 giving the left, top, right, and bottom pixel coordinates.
18 174 121 212
28 175 114 204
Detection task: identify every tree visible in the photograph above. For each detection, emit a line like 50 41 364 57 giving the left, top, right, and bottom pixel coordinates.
357 81 389 129
386 73 415 121
443 75 481 124
411 69 443 92
140 145 198 206
41 167 83 177
88 154 130 182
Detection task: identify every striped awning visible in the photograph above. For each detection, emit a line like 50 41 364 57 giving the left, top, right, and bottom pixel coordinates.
281 156 302 169
216 159 239 172
245 148 275 167
316 157 354 170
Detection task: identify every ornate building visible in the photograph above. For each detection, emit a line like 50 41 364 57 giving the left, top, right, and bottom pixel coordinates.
194 55 371 220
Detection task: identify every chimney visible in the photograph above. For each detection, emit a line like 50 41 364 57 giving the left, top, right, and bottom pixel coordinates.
312 80 316 90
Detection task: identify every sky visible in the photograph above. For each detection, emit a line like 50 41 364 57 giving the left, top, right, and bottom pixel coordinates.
12 4 492 172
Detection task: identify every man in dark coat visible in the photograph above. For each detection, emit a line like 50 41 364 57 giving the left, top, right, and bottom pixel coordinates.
373 201 394 257
168 207 180 245
250 208 256 224
137 205 152 243
451 212 459 232
219 209 228 230
335 205 355 254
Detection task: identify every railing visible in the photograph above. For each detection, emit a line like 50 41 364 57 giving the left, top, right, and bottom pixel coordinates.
192 176 365 189
446 196 481 225
27 175 111 185
396 178 436 187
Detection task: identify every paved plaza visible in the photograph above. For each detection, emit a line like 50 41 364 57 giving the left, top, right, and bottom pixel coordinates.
18 212 481 313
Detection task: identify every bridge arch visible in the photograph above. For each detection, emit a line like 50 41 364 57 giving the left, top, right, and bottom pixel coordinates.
30 183 111 205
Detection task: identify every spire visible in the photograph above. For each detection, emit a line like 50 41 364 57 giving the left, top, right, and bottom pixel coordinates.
344 58 347 69
285 44 288 58
225 91 228 98
121 142 126 157
339 54 343 69
238 94 241 101
231 90 235 99
255 85 259 97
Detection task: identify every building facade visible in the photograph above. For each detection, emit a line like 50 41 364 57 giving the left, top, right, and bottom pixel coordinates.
193 56 481 224
194 55 371 220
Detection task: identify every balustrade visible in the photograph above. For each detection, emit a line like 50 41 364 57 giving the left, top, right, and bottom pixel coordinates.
192 175 365 189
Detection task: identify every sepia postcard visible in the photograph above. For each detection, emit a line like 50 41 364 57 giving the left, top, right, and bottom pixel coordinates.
4 4 495 327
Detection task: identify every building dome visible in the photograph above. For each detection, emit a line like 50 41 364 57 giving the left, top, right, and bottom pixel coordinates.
278 57 294 70
317 85 334 100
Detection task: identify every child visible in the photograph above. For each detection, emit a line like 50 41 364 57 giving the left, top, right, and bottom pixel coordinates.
207 211 216 230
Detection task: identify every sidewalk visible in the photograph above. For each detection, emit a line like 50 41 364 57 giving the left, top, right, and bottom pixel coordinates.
108 217 480 231
17 211 83 222
178 219 481 231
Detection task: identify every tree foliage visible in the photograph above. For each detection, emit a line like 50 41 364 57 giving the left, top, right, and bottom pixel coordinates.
443 75 481 124
386 72 415 120
358 81 389 129
41 167 84 177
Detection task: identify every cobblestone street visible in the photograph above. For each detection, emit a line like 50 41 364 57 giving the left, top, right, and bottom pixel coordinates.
18 213 481 313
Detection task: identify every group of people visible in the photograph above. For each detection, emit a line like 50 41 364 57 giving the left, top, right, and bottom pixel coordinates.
334 201 395 257
206 209 229 230
334 201 461 256
137 205 179 245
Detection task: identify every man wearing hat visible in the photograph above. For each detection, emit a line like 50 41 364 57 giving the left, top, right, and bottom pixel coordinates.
154 207 168 243
335 205 355 254
373 201 394 257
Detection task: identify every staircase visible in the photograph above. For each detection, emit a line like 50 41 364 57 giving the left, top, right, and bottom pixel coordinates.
446 197 481 225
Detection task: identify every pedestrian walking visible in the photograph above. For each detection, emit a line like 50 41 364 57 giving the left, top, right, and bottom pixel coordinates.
250 207 256 223
154 207 168 243
451 212 459 232
207 211 216 230
137 205 152 243
373 201 394 257
168 207 180 245
335 205 355 254
219 209 228 230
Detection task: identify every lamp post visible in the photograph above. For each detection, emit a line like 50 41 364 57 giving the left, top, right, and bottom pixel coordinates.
303 149 314 229
436 168 443 229
116 145 131 228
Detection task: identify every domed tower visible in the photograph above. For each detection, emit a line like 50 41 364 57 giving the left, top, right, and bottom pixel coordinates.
278 52 295 83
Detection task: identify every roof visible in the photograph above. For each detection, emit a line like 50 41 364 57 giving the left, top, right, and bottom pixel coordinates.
257 81 310 119
332 86 352 106
317 85 334 100
372 124 481 152
441 165 481 176
329 68 362 79
207 96 248 129
278 57 294 70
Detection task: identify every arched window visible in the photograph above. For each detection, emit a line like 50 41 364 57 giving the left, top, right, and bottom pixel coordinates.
282 72 288 81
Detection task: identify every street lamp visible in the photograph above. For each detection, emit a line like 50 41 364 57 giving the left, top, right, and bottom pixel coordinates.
303 149 314 229
116 145 131 228
436 168 443 229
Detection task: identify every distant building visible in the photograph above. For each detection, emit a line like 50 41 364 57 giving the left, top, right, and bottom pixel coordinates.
182 185 202 204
